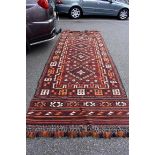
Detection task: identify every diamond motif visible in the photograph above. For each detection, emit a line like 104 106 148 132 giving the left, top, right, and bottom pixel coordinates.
72 52 90 62
68 66 95 80
78 55 84 59
77 70 85 75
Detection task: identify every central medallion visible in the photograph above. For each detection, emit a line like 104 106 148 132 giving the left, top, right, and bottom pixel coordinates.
72 52 90 62
68 66 95 80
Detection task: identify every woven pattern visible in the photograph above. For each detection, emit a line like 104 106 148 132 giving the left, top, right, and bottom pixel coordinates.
26 31 129 138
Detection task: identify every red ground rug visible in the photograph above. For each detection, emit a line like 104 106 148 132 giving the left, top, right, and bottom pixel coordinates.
27 31 129 138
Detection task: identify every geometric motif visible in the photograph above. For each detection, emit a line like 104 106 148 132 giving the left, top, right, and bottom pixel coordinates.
72 52 90 62
27 31 129 138
68 66 95 80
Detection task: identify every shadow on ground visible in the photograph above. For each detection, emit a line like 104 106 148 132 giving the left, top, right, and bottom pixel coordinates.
59 14 129 21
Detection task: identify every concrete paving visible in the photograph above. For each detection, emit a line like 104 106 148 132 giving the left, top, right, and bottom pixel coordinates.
27 17 129 155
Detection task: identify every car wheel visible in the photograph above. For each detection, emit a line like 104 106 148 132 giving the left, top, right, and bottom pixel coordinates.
118 8 129 20
69 7 82 19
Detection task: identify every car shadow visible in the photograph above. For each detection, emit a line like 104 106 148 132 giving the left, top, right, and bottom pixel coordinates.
58 14 127 20
26 42 51 55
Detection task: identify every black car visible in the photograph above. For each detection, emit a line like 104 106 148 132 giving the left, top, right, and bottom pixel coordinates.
26 0 61 50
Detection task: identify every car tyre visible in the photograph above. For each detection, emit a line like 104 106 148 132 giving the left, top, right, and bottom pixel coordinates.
118 8 129 20
69 7 82 19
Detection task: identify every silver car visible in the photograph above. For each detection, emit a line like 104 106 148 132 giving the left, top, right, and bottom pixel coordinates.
55 0 129 20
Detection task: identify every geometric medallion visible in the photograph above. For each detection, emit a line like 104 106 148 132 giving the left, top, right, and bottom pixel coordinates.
68 66 95 80
72 52 90 62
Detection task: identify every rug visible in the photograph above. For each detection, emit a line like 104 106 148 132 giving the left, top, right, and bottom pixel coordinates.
26 30 129 138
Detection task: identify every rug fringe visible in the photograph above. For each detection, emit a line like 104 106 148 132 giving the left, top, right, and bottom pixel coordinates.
26 125 129 138
26 130 129 138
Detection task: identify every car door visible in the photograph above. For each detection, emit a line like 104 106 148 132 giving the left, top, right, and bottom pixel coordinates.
82 0 99 15
95 0 114 15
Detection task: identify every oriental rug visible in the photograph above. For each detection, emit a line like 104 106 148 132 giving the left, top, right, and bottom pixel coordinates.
26 30 129 138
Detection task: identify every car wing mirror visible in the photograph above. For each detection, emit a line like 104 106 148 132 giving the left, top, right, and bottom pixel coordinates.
37 0 49 9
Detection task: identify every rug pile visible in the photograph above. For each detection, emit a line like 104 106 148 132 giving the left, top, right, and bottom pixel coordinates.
27 31 129 138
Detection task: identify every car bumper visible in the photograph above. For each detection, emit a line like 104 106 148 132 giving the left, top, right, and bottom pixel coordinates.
30 27 57 46
29 14 60 46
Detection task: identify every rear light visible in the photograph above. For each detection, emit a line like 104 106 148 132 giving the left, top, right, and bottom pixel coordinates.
37 0 49 9
56 0 63 4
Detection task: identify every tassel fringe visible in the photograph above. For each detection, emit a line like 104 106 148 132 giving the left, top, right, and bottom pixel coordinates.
27 125 129 138
26 130 129 138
